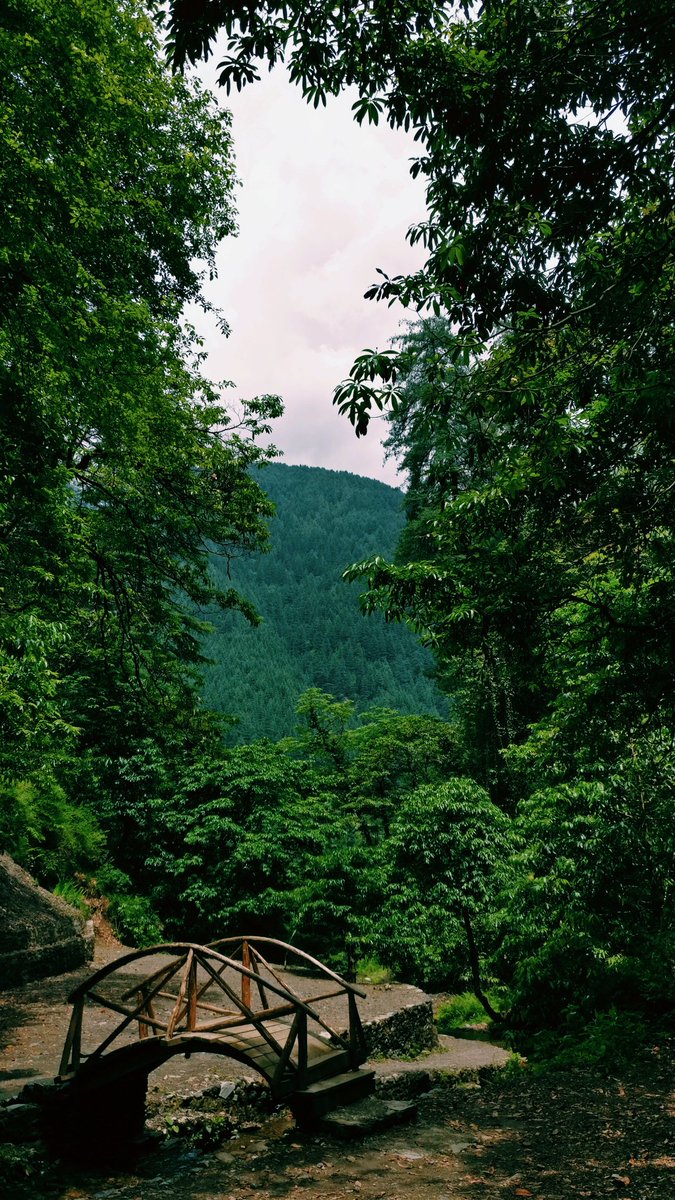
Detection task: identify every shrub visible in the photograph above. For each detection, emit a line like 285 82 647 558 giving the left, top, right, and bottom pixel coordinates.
356 957 393 985
53 878 89 918
106 893 163 948
526 1008 651 1069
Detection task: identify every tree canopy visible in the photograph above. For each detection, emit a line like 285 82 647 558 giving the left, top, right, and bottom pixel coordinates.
1 0 278 868
164 0 675 1036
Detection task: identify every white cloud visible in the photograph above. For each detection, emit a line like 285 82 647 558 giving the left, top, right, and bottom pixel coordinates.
191 64 426 486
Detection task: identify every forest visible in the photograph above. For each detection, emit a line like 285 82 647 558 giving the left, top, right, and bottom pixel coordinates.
1 0 673 1068
202 463 447 743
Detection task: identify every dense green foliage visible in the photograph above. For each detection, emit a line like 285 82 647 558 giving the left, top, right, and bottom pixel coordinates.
202 464 447 741
166 0 675 1042
1 0 672 1062
113 688 464 982
0 0 277 884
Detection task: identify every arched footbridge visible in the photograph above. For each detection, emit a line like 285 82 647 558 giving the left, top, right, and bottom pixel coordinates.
51 937 374 1141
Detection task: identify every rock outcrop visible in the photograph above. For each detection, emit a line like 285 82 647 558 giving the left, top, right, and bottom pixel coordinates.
0 854 94 989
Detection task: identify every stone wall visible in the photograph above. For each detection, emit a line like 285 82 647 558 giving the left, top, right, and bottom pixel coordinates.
0 854 94 989
360 998 437 1058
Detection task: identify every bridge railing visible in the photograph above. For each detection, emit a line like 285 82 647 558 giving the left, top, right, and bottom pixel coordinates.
209 936 368 1078
59 937 368 1090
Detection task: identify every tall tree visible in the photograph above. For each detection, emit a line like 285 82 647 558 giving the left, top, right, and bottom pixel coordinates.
0 0 278 861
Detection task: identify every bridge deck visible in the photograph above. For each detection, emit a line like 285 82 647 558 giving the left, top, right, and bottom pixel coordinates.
171 1019 346 1084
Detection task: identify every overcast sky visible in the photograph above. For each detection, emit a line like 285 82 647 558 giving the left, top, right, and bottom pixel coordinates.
191 63 427 487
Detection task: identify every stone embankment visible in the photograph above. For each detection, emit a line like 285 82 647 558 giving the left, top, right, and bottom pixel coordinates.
0 855 94 989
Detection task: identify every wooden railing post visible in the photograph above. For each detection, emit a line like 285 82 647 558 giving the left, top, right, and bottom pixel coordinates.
347 991 366 1068
242 940 252 1010
187 955 198 1030
58 996 83 1076
167 951 193 1039
297 1009 308 1085
137 988 149 1040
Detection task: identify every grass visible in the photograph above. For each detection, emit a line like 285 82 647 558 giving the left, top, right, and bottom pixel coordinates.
53 879 90 918
437 990 502 1032
355 957 393 985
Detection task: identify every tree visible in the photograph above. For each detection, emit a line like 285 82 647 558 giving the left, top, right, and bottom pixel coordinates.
345 317 561 805
377 778 513 992
167 2 674 363
143 739 335 940
498 769 675 1029
0 0 279 870
345 706 459 841
164 0 444 104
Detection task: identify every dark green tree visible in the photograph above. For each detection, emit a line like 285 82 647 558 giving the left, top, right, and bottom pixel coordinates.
0 0 279 876
378 778 513 992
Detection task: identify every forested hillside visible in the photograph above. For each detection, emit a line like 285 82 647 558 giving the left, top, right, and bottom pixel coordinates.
202 463 447 742
1 0 673 1114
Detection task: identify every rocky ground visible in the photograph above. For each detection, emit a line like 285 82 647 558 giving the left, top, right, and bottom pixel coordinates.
1 942 673 1200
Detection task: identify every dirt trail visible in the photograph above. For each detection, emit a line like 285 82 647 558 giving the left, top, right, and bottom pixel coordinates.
3 1043 674 1200
0 941 507 1099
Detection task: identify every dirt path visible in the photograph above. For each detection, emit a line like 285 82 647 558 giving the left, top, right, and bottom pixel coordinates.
4 1041 674 1200
0 942 507 1099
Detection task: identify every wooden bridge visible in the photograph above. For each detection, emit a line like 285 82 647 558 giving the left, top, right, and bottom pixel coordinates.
52 937 374 1142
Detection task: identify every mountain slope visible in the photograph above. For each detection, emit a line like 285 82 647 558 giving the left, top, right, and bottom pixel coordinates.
202 463 447 742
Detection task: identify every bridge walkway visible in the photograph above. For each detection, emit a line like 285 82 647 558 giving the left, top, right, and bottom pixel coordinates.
53 937 374 1135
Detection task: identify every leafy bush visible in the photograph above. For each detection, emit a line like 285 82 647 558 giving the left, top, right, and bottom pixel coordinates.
498 775 675 1027
0 1143 49 1194
106 893 163 948
0 776 104 885
525 1008 652 1070
356 957 392 985
53 879 90 918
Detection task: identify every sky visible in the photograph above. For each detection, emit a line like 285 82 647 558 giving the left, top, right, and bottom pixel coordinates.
191 62 427 487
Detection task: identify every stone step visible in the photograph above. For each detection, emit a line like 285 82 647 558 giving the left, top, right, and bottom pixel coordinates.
319 1096 419 1138
290 1067 376 1124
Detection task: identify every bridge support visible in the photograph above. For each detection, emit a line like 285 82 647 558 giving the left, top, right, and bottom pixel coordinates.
44 1070 148 1158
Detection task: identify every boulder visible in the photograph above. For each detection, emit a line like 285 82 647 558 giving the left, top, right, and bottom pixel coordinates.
0 854 94 989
